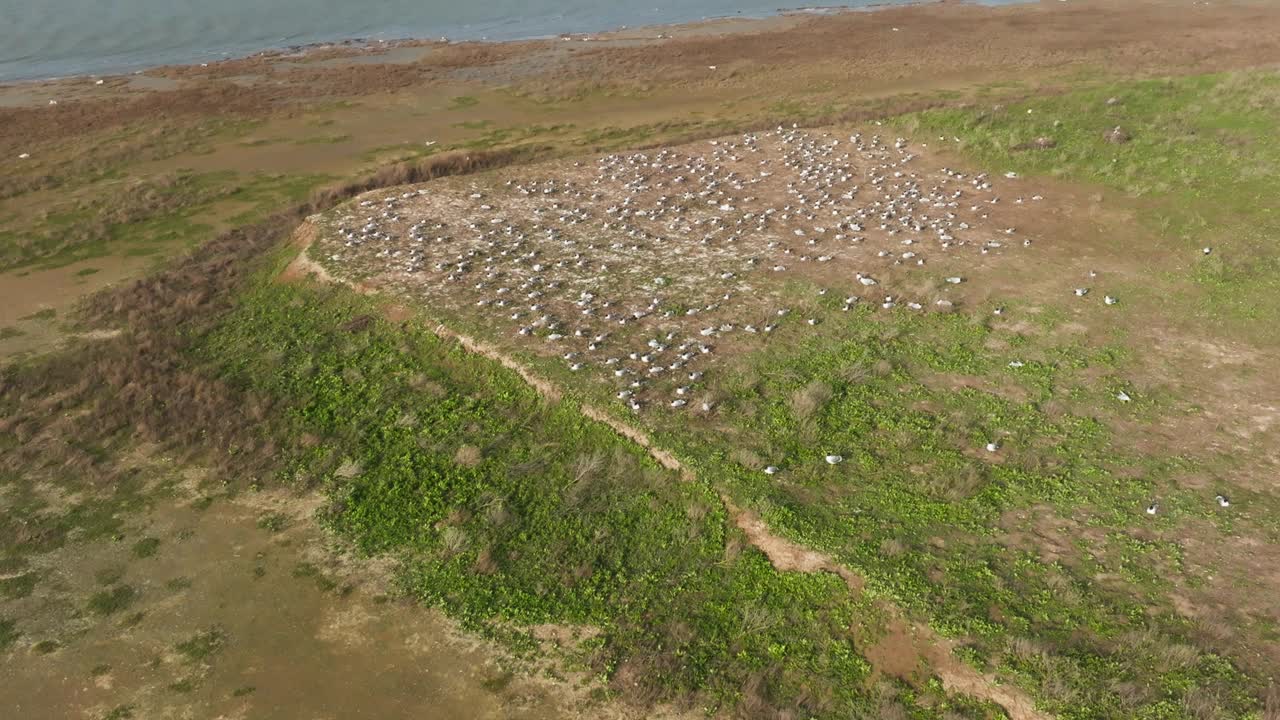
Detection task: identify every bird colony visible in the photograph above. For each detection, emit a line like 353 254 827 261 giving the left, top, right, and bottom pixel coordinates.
312 127 1056 415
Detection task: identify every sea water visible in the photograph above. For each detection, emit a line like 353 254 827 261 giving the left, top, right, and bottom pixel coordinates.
0 0 1023 82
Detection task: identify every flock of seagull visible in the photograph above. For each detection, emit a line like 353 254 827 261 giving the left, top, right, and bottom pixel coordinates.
312 126 1225 514
317 127 1055 416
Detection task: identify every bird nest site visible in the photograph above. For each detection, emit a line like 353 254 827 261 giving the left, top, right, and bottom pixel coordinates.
309 127 1063 415
293 116 1280 718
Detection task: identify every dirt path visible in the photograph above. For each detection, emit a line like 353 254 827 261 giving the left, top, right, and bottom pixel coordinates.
430 318 1051 720
282 231 1052 719
278 220 336 284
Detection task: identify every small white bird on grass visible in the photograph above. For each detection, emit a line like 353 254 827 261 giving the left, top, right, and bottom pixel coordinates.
1104 295 1118 306
1215 494 1230 508
1146 502 1159 515
764 466 780 475
825 454 844 465
985 441 1000 453
1116 390 1132 403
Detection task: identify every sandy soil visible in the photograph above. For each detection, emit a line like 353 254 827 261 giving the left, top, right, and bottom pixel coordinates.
4 0 1280 147
0 472 614 720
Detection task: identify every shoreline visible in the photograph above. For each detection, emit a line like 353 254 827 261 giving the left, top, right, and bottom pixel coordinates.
0 0 958 86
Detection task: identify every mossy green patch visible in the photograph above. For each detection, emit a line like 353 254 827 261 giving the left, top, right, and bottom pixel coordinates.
0 572 38 600
0 618 19 651
88 585 137 616
131 537 161 558
175 626 227 663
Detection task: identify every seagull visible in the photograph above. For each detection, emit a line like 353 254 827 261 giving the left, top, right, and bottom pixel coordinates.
1202 247 1212 256
1146 502 1159 516
1074 288 1090 297
985 442 1000 453
1215 494 1230 508
18 153 30 160
1116 390 1132 403
824 454 843 465
764 466 780 475
1104 296 1118 305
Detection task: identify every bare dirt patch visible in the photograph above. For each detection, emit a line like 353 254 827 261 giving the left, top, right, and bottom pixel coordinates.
308 127 1062 418
0 473 626 720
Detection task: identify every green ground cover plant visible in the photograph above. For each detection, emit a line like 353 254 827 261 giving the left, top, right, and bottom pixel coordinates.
193 280 1005 718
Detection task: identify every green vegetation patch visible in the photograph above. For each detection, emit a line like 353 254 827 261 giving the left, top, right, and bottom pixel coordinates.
257 512 288 533
175 625 227 664
0 572 38 600
88 585 138 616
131 537 161 558
33 639 60 654
193 281 1001 718
102 704 134 720
900 70 1280 342
630 295 1262 717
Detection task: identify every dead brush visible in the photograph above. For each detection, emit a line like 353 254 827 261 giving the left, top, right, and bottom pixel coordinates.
787 380 832 425
920 463 985 501
453 444 483 467
563 451 606 506
1110 679 1153 709
729 447 764 471
438 526 467 557
3 145 551 496
1008 636 1047 663
481 495 510 527
1182 690 1226 720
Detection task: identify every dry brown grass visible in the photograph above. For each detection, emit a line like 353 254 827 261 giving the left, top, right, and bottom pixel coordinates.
788 380 833 424
453 444 483 467
0 147 555 491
